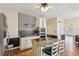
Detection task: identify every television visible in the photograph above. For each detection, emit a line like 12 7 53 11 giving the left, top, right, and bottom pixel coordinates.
7 37 20 48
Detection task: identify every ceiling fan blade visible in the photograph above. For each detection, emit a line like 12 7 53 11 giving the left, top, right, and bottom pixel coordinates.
48 6 55 9
34 6 40 9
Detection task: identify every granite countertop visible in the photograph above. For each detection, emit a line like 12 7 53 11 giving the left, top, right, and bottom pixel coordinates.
32 38 58 47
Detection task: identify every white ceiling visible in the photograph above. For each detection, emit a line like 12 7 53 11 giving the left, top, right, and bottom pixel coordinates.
0 3 79 19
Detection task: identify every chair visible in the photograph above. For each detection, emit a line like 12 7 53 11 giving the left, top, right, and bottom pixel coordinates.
75 35 79 47
42 41 59 56
52 41 59 56
58 40 65 56
42 45 52 56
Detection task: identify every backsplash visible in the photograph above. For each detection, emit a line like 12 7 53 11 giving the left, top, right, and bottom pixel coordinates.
18 12 37 37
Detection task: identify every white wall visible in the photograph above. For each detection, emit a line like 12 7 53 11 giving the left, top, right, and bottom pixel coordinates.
57 17 65 39
64 17 79 35
47 17 57 35
0 10 18 38
47 17 65 40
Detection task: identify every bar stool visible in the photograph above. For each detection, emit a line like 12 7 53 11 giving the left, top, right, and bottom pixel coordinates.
58 40 65 56
52 41 59 56
42 45 52 56
42 41 59 56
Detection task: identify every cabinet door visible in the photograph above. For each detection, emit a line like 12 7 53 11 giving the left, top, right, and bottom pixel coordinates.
20 38 32 50
20 38 27 50
26 39 32 49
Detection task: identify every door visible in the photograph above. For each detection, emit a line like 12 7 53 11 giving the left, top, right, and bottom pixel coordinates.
0 13 6 56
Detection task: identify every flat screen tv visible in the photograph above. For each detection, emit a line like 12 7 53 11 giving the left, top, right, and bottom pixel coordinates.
7 37 20 48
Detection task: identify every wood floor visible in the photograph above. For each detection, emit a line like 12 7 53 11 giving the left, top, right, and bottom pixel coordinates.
17 49 32 56
4 48 32 56
4 36 79 56
64 36 79 56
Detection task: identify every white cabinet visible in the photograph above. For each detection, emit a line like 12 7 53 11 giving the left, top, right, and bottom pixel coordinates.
39 17 47 39
25 38 32 49
20 36 40 50
20 38 27 50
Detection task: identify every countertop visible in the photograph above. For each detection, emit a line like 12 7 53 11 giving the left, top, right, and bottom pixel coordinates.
21 36 40 39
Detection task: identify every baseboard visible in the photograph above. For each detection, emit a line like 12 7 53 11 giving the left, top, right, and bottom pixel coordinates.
20 48 32 52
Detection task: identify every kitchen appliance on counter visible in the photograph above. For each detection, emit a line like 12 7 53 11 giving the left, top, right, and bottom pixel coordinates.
6 37 20 49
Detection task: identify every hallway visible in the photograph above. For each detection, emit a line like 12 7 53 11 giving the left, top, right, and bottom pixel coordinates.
65 36 79 56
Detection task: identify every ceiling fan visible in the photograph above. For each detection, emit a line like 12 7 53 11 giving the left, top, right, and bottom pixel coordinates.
34 3 54 12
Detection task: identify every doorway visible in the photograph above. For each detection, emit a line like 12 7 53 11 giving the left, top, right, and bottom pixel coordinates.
0 13 7 55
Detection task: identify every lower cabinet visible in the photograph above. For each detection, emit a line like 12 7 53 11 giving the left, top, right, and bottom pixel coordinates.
20 38 32 50
25 39 32 49
20 36 39 50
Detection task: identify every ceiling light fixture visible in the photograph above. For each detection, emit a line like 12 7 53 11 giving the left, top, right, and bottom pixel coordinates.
41 3 48 12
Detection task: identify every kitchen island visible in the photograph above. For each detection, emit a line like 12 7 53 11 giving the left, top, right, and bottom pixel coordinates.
32 38 58 56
